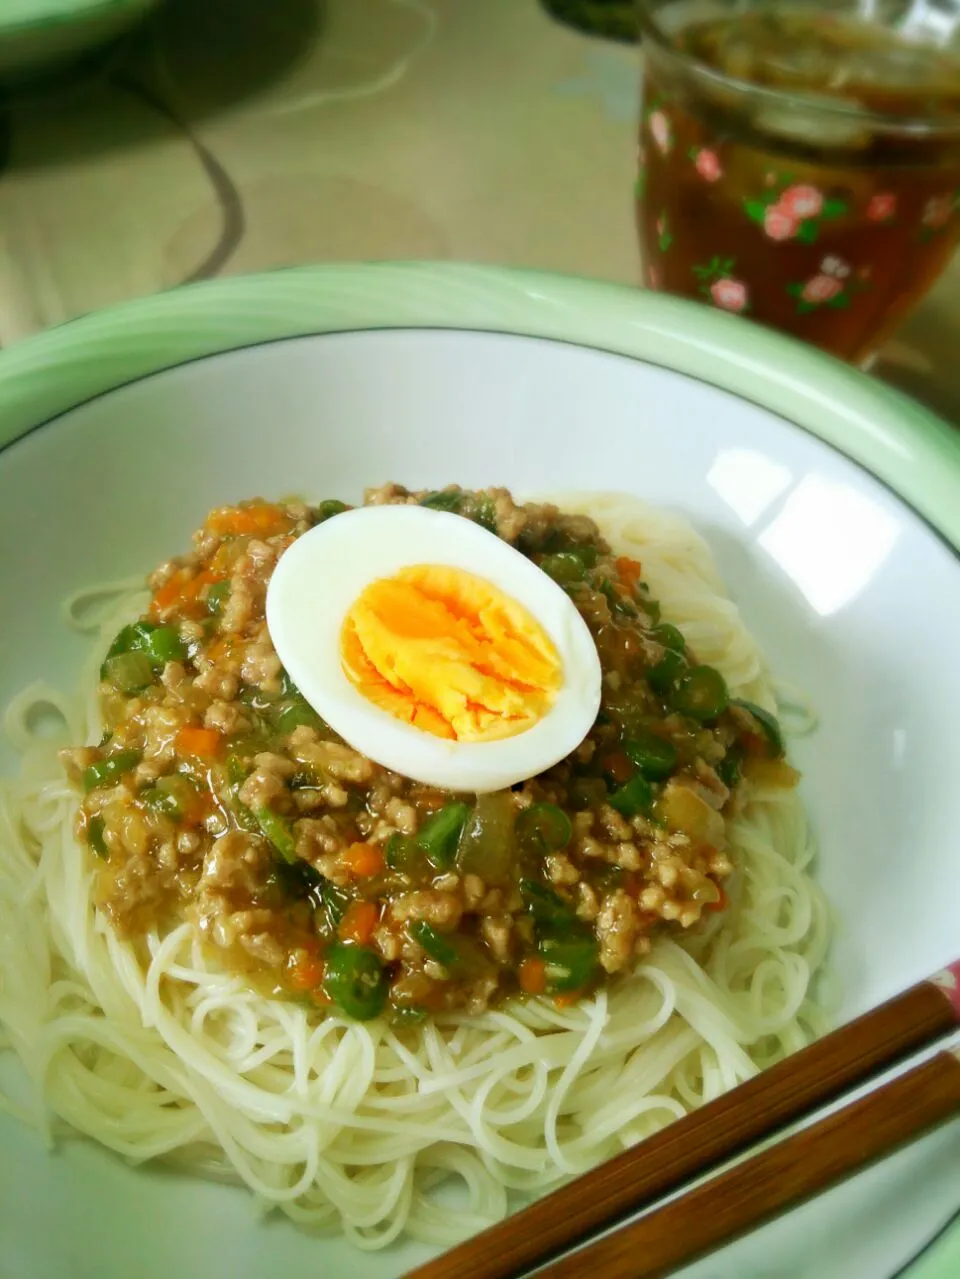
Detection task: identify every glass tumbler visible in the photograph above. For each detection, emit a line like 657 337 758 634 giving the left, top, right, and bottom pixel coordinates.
635 0 960 365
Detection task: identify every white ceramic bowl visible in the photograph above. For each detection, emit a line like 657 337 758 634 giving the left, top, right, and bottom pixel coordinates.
1 265 959 1279
0 0 157 78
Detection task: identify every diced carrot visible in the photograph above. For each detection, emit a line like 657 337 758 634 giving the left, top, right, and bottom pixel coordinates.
288 954 325 992
554 990 580 1009
518 957 547 996
175 726 223 760
150 568 224 620
615 556 643 592
601 750 635 785
338 900 380 946
343 842 384 878
207 502 291 539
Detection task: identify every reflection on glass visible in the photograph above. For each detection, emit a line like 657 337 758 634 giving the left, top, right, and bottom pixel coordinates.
706 448 793 526
758 475 899 616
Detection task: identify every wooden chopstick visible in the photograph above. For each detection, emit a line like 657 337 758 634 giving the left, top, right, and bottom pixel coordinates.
406 963 960 1279
540 1046 960 1279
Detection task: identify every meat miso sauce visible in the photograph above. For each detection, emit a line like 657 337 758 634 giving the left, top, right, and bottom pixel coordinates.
62 485 795 1022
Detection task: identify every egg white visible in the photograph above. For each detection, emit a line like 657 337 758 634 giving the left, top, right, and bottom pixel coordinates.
265 505 602 793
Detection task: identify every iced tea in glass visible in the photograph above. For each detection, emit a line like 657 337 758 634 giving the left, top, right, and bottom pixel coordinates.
636 1 960 364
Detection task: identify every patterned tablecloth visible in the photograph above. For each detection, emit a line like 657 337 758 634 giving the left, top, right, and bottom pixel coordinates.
0 0 956 421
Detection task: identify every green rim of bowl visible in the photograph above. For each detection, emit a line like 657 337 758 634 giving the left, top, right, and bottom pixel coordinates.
0 262 957 1279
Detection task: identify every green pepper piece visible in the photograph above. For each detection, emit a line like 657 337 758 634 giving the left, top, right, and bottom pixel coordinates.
516 803 573 853
316 499 348 522
609 772 654 818
648 648 686 695
416 801 469 869
102 652 155 693
731 699 784 757
520 879 577 930
408 920 460 969
101 620 185 678
671 665 729 722
82 750 141 792
650 623 686 654
569 776 607 811
87 816 109 859
540 552 587 585
538 929 598 992
323 943 387 1021
206 579 231 616
255 807 297 863
624 730 678 780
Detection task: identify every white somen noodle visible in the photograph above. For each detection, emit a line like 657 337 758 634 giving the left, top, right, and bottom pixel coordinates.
0 493 832 1249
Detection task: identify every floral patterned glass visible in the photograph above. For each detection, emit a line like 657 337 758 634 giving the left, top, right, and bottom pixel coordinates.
636 0 960 365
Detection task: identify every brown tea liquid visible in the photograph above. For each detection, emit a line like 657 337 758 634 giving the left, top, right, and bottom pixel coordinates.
638 10 960 362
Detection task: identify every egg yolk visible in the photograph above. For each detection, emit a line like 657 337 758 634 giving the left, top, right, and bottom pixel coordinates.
340 565 563 742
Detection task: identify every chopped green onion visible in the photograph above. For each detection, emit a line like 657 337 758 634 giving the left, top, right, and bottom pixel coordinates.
717 750 743 789
416 801 469 869
273 695 323 736
731 699 784 757
82 750 141 792
624 730 678 780
538 930 598 992
316 499 348 522
323 943 387 1021
409 920 459 969
650 623 686 653
420 490 463 513
671 665 729 722
609 772 654 818
255 807 297 863
206 579 231 616
569 776 607 810
520 879 577 930
102 652 155 693
476 497 497 533
647 648 686 695
317 880 350 927
385 833 429 877
540 552 587 585
599 579 637 616
516 803 572 853
87 816 109 859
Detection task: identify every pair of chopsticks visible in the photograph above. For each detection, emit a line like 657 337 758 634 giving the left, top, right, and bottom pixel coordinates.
407 961 960 1279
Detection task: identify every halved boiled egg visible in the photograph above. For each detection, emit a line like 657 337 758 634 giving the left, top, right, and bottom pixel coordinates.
265 505 602 792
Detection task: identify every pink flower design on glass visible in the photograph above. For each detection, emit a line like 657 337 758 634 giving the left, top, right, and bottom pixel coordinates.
764 205 798 241
778 184 824 220
801 274 843 304
656 214 666 237
923 195 952 228
711 278 748 312
647 262 663 290
694 148 723 182
649 110 672 156
866 193 896 222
